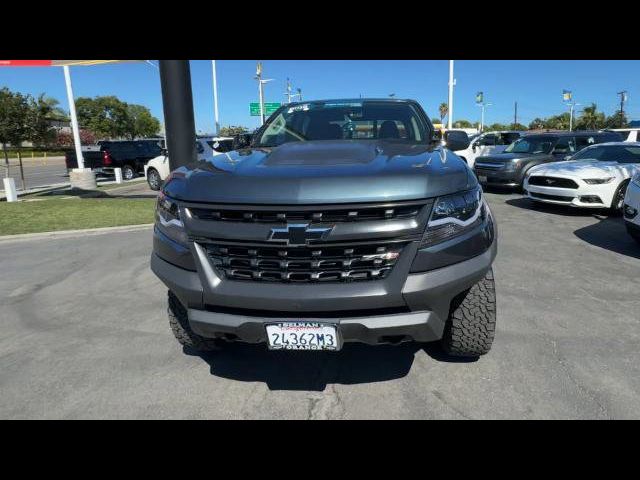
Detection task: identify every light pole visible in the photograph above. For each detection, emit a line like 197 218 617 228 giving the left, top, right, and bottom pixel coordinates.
212 60 220 134
477 102 492 132
617 90 628 127
285 78 292 104
255 61 274 125
447 60 455 130
62 65 84 170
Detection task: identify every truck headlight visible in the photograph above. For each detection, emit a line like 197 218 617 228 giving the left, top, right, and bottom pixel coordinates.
583 177 614 185
421 186 485 247
156 192 188 246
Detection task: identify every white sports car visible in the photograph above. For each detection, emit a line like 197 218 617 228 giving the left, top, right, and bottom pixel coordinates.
623 172 640 243
524 142 640 213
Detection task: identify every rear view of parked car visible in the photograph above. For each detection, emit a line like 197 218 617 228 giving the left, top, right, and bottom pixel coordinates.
524 142 640 213
474 131 623 190
624 173 640 243
65 139 164 180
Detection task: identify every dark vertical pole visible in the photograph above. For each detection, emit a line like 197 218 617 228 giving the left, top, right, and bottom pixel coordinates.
514 101 518 129
159 60 197 171
17 150 26 190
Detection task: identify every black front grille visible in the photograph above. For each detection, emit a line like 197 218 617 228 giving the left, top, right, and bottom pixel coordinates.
529 192 574 202
206 242 404 283
528 176 579 189
189 202 422 223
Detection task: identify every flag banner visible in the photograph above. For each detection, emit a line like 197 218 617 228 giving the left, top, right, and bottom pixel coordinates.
0 60 144 67
475 92 483 104
562 90 572 102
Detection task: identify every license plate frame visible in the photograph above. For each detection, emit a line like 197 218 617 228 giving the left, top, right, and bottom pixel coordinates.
265 322 340 351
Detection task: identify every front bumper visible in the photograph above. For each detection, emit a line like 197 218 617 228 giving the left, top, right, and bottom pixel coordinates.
151 237 497 346
474 166 521 187
524 179 615 208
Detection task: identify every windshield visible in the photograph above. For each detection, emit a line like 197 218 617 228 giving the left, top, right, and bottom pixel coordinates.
504 136 557 154
255 101 430 147
571 145 640 164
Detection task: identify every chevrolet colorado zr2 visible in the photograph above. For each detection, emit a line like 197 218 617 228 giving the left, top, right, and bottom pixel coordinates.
150 99 498 358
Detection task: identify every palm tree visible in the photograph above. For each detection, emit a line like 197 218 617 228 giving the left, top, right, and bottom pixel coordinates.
439 102 448 124
577 103 605 130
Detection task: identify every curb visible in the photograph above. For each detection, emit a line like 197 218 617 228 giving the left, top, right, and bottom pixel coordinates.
0 223 154 243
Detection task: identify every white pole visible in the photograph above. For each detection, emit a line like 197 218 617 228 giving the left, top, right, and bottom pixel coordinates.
448 60 454 130
259 80 265 126
481 104 485 133
63 65 85 170
211 60 220 135
569 102 574 132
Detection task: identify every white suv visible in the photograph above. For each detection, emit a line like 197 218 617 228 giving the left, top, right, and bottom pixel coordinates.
146 136 234 191
456 131 523 168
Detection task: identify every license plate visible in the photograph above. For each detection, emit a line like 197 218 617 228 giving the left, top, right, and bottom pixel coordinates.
266 322 339 351
478 175 488 183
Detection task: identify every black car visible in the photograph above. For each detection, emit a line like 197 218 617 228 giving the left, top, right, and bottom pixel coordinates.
65 139 164 180
473 131 623 189
150 98 499 358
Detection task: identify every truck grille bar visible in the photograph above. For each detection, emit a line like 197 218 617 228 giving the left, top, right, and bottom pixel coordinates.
527 176 579 189
189 202 423 223
205 242 405 283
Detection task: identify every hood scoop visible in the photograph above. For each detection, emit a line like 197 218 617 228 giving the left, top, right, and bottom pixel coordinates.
263 141 378 166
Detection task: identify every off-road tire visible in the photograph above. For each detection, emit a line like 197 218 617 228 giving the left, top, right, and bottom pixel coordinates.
168 291 221 352
441 268 497 357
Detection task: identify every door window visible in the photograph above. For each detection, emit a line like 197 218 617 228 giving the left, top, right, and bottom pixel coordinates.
552 137 576 154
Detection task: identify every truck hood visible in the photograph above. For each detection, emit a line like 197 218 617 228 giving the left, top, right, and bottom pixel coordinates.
163 140 473 204
529 160 639 178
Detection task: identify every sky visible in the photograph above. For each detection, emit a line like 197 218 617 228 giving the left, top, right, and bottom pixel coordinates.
1 60 638 133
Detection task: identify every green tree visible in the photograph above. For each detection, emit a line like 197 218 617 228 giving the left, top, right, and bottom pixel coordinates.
0 87 32 166
453 119 473 128
28 94 58 147
574 103 606 130
511 122 528 131
125 104 160 139
76 96 130 139
438 103 448 124
528 118 546 130
219 125 249 137
484 123 508 132
544 113 571 130
605 111 629 129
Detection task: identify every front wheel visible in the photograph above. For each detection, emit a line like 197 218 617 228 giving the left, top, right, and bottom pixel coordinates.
609 180 629 215
147 168 161 191
168 291 222 352
441 269 497 358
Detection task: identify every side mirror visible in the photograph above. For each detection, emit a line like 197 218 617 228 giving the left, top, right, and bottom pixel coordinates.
161 148 168 156
443 130 470 152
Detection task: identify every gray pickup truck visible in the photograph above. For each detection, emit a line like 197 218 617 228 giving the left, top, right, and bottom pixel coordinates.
150 99 498 358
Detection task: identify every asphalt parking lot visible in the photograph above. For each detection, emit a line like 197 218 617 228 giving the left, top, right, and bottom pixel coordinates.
1 191 639 419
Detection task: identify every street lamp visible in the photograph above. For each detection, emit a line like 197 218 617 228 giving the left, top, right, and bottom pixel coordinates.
255 61 274 125
476 101 492 132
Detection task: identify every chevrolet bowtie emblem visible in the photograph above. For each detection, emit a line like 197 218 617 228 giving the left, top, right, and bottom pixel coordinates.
268 224 333 246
